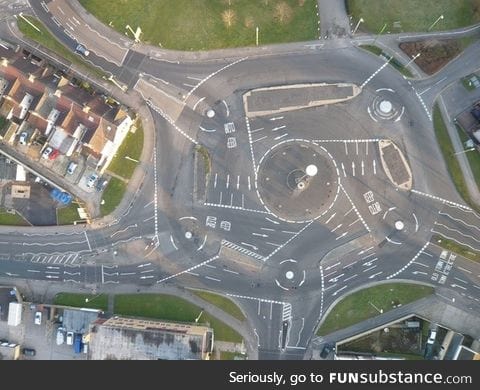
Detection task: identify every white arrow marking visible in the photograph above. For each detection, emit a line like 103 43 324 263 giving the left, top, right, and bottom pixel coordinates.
332 286 348 296
137 263 152 268
369 271 383 279
325 262 340 271
252 233 268 238
412 271 428 276
451 283 467 290
241 242 258 251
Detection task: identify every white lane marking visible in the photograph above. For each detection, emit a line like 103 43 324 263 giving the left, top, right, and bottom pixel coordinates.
205 276 221 282
252 136 268 143
352 161 356 177
269 116 284 121
27 269 41 273
344 141 348 155
222 100 230 117
248 176 252 190
241 242 258 251
361 160 365 176
170 235 178 250
331 224 343 232
344 274 358 282
158 255 220 283
332 285 348 296
412 261 429 268
266 217 280 225
363 265 377 272
325 262 341 271
348 218 360 227
199 126 216 132
192 96 206 111
413 212 419 232
412 189 471 210
251 128 264 133
185 57 248 101
223 269 240 275
274 133 288 141
457 266 472 274
434 222 480 244
358 246 374 255
335 232 348 240
325 213 336 224
451 283 467 291
369 271 383 279
214 173 218 188
341 163 347 177
187 76 202 81
219 191 223 204
454 277 468 284
120 272 136 276
431 229 480 252
356 141 359 155
261 227 275 232
183 83 196 88
236 175 240 190
197 235 207 252
84 231 92 251
226 174 230 189
272 125 286 132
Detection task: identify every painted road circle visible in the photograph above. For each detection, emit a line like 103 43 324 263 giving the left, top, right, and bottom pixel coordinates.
286 271 294 280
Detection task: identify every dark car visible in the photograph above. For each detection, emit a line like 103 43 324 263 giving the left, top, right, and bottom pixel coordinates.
320 344 334 359
22 348 36 356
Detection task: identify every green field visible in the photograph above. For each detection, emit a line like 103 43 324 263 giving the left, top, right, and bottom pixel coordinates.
100 177 127 216
433 105 479 212
192 290 245 321
317 283 434 335
80 0 318 50
432 235 480 263
114 294 242 342
17 15 105 79
106 124 144 180
347 0 480 33
54 293 108 311
57 203 81 225
456 125 480 191
0 208 29 226
219 351 247 360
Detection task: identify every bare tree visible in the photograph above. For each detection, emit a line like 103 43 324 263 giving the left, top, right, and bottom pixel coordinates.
274 2 293 24
222 9 237 28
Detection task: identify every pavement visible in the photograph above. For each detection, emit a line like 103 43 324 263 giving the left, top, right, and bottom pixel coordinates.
0 0 478 361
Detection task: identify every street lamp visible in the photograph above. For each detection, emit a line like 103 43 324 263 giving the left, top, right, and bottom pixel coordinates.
428 14 444 31
195 310 204 323
453 147 476 155
405 52 421 68
85 294 102 304
372 23 387 45
368 301 383 314
352 17 364 34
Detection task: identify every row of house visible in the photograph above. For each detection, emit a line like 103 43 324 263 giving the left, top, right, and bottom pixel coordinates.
0 44 133 173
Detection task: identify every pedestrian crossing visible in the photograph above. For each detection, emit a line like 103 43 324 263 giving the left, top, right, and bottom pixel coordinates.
282 303 292 322
221 239 266 261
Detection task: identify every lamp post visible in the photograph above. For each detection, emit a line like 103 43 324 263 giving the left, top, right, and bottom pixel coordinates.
428 14 444 31
453 147 476 156
352 17 364 34
195 310 204 323
369 301 383 314
405 52 421 68
85 294 102 304
372 23 387 45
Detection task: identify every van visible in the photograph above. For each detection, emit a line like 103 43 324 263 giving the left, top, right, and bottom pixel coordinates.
66 162 78 175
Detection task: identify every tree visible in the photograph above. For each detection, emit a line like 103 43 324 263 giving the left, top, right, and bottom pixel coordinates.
274 2 293 24
222 9 237 28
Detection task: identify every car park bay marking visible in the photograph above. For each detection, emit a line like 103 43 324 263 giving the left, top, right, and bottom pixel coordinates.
457 266 472 274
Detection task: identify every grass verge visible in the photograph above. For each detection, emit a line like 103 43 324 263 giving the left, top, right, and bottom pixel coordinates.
433 104 479 212
114 294 242 342
456 125 480 191
360 45 413 78
432 234 480 263
56 203 81 225
106 124 144 180
347 0 480 33
0 208 29 226
317 283 434 335
192 290 245 321
17 15 106 79
219 351 247 360
100 177 127 216
54 293 108 311
79 0 318 50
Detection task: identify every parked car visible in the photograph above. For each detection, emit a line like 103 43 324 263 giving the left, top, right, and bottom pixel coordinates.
66 161 78 175
66 331 74 345
22 348 36 356
320 343 335 359
427 329 437 345
95 178 108 192
42 146 53 159
56 327 65 345
86 173 98 188
34 311 42 325
48 149 60 160
19 132 28 145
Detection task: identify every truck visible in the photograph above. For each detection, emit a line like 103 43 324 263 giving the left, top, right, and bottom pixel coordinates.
73 333 83 353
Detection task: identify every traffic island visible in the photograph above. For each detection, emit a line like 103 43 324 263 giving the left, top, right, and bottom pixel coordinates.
243 83 361 117
378 139 413 190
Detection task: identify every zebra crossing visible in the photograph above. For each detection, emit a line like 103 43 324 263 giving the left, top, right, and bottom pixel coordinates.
221 239 266 261
282 303 292 322
29 253 80 265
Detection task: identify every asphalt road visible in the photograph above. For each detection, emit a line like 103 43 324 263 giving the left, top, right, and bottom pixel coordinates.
0 0 478 360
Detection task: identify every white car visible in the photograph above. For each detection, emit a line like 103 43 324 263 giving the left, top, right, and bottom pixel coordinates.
427 329 437 344
66 331 74 345
19 132 28 145
86 173 98 188
56 327 65 345
34 311 42 325
42 146 53 159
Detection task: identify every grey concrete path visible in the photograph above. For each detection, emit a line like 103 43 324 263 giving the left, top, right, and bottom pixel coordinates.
317 0 351 39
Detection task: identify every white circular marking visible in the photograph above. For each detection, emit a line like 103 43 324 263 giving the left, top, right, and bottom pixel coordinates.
206 109 215 118
306 164 318 177
286 271 294 280
394 220 404 231
185 231 193 239
297 181 305 190
379 100 392 114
